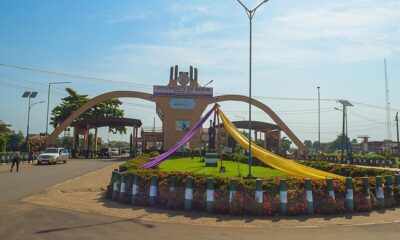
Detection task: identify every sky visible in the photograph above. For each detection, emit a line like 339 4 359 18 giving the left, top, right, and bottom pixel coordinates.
0 0 399 146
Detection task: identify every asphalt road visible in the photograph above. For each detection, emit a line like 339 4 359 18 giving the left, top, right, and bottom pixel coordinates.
1 202 399 240
0 158 118 203
1 158 400 240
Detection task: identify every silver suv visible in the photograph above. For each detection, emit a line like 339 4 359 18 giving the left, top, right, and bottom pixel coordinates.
37 148 70 165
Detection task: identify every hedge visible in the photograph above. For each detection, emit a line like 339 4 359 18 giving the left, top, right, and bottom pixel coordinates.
107 155 400 216
297 160 395 177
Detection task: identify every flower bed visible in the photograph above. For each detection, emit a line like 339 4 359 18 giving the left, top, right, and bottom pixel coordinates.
107 155 400 217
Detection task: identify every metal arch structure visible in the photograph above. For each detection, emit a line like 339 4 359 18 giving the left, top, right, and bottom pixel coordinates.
213 95 307 152
45 91 155 146
46 91 307 152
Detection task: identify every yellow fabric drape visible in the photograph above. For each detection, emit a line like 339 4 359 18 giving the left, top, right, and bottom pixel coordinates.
217 107 345 180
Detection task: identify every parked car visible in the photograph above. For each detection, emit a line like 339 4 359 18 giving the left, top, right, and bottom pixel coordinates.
37 147 70 165
111 148 119 156
98 147 112 158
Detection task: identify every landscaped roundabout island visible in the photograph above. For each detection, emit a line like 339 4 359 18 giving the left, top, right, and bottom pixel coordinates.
107 154 400 216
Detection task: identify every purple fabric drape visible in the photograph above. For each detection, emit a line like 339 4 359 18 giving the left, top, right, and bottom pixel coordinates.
142 105 216 168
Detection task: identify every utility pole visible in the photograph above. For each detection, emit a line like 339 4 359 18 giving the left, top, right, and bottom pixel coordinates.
396 112 399 155
384 58 392 153
45 81 71 147
237 0 269 178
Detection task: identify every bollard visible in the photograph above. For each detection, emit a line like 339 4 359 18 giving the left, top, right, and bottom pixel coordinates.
385 175 394 208
255 179 263 215
375 176 385 210
345 177 354 212
167 176 177 209
149 175 158 207
304 178 314 215
112 171 120 200
119 173 127 202
184 176 194 211
131 174 138 205
206 177 214 214
326 178 335 200
279 179 288 216
229 179 237 214
361 177 371 210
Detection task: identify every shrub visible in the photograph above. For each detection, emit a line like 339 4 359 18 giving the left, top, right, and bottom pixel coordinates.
108 154 400 217
150 151 160 157
298 160 394 177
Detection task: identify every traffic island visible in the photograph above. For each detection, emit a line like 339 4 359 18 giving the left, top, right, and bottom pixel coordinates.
21 159 400 228
106 155 400 217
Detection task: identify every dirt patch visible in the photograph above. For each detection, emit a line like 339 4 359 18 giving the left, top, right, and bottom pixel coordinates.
0 163 35 173
22 163 400 228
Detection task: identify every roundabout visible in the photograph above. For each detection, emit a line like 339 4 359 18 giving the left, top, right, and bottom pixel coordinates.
22 159 400 229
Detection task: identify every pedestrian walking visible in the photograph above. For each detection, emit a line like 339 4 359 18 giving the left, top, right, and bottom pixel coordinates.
29 148 35 164
10 150 20 172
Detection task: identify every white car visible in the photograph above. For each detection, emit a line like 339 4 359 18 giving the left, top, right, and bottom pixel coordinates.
111 148 119 156
37 147 70 165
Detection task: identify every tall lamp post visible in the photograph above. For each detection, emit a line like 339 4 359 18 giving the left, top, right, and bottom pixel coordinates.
236 0 270 178
336 100 353 161
45 81 71 147
317 86 320 155
22 91 45 154
396 112 399 155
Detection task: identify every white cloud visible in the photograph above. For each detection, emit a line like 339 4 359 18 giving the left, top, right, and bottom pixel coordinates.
169 2 211 17
169 21 220 37
252 0 400 64
87 0 400 142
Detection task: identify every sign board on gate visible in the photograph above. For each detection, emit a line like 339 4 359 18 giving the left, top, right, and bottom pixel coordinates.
153 85 213 98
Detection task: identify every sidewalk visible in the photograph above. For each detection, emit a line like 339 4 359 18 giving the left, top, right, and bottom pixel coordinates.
22 163 400 229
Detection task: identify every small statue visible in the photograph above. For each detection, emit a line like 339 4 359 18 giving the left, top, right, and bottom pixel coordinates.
208 120 216 151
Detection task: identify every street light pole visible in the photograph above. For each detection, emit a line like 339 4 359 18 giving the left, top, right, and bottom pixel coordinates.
45 81 71 147
337 100 353 162
237 0 269 178
26 96 32 155
396 112 399 155
317 86 320 154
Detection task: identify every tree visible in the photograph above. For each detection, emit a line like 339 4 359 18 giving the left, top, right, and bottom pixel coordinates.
0 120 13 136
328 134 352 151
232 145 244 177
0 135 7 152
255 139 265 147
303 140 312 149
351 138 358 144
106 140 129 148
53 136 73 148
312 141 320 150
0 120 13 152
51 88 126 134
7 131 24 151
281 137 292 153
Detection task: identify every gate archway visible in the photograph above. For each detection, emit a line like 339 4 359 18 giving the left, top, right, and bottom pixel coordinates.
46 91 155 146
47 91 306 152
213 95 307 152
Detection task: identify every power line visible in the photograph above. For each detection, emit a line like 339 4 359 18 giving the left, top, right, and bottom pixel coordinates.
1 63 399 111
0 63 153 89
0 74 66 95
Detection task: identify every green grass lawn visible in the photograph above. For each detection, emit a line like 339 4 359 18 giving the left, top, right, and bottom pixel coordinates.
159 157 286 178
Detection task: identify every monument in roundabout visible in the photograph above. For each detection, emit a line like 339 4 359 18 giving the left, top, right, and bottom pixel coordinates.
44 65 400 217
